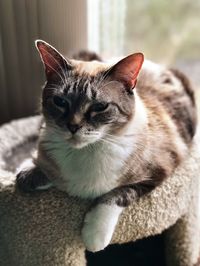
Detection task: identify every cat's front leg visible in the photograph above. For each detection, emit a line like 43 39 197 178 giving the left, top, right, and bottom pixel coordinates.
16 166 52 192
82 185 135 252
82 183 155 252
82 203 123 252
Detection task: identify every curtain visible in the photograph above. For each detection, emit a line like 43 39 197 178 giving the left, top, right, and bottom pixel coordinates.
0 0 88 124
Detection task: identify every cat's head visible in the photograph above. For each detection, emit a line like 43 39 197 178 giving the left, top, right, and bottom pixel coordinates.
36 40 144 149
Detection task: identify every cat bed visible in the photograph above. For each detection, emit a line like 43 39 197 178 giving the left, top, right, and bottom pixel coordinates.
0 116 200 266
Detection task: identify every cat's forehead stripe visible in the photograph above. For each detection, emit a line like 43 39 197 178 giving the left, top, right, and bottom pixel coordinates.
65 72 99 101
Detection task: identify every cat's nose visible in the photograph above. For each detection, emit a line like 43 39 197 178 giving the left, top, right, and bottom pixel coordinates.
67 123 81 134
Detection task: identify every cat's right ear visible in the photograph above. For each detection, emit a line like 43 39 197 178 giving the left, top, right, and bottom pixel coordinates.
106 53 144 91
35 40 72 83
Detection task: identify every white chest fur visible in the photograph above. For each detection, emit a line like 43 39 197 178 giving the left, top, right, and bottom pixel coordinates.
43 135 133 199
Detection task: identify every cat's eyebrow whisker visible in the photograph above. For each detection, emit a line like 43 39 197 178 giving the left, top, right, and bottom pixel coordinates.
40 47 68 84
91 72 106 90
45 83 61 89
95 64 115 88
93 75 109 90
98 80 119 91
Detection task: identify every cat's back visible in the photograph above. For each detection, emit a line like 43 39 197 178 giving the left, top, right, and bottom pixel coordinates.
137 60 197 145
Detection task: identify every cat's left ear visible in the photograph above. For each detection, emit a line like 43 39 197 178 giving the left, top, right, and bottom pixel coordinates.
107 53 144 90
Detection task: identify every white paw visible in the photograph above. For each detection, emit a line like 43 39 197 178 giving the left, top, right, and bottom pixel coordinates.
82 204 123 252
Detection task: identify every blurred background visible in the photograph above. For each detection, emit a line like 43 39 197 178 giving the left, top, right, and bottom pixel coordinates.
0 0 200 124
0 1 199 265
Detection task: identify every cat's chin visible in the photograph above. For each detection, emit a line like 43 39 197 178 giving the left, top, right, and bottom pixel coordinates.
68 142 89 149
66 134 102 149
66 138 92 149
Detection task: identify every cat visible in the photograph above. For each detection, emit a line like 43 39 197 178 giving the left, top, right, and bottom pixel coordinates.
16 40 197 252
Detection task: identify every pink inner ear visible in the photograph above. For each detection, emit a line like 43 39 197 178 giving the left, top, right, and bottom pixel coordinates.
37 42 61 75
111 53 144 89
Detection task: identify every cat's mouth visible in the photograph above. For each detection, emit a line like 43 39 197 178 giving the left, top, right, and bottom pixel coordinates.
68 136 81 144
66 132 101 149
65 135 89 149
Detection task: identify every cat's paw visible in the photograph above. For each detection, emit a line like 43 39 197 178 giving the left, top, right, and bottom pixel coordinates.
82 204 123 252
16 167 52 192
16 169 36 192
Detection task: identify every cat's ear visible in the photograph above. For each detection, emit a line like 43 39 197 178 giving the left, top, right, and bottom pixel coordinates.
107 53 144 90
35 40 72 82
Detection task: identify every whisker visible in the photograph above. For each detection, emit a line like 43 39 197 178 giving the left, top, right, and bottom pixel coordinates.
100 138 120 147
101 136 126 147
103 133 148 153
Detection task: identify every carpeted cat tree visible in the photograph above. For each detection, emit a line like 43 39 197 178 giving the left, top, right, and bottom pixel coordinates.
0 115 200 266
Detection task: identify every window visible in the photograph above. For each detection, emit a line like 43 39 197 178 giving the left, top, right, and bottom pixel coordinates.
88 0 200 65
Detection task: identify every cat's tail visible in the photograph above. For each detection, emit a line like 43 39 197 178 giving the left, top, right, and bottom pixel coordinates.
170 68 197 139
72 50 102 62
170 68 196 105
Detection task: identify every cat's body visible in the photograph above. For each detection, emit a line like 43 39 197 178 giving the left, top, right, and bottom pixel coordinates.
16 41 197 252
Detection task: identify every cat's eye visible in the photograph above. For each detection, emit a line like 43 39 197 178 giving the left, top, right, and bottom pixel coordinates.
90 102 109 112
53 96 67 108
